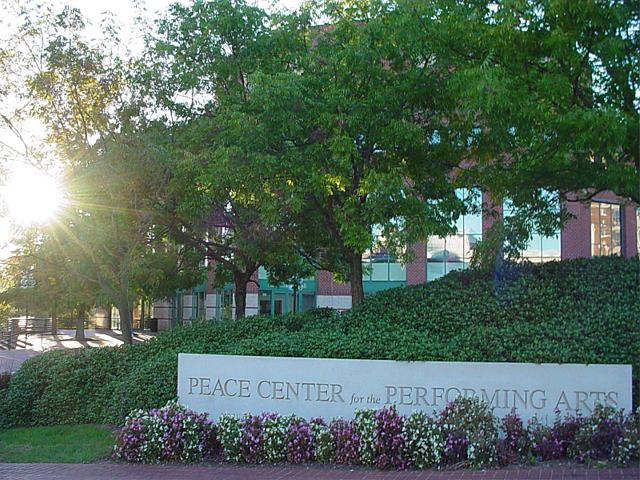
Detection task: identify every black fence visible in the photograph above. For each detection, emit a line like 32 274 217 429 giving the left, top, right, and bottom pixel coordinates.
0 317 54 350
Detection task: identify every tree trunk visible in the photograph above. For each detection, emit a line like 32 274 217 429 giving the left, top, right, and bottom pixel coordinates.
234 277 247 320
349 252 365 308
140 298 146 330
75 305 86 341
117 295 133 345
492 222 506 294
292 284 299 313
494 237 504 274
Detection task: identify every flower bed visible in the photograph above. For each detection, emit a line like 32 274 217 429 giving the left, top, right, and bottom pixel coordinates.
113 398 640 468
113 401 218 463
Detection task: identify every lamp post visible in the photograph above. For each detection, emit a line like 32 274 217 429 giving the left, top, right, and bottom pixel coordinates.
19 273 36 315
19 272 36 347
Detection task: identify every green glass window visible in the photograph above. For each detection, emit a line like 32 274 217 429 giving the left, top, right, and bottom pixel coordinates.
503 192 561 263
426 188 482 281
192 291 205 320
259 291 271 315
362 227 407 282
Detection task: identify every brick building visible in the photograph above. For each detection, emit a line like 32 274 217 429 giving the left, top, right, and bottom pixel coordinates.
152 191 639 330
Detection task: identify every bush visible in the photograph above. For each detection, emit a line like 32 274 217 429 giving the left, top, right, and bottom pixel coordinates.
372 406 405 469
402 411 443 468
614 411 640 465
1 257 638 428
353 406 406 468
286 417 314 463
239 414 265 463
570 405 639 465
310 417 334 463
354 409 376 465
113 401 218 463
496 410 530 466
528 411 584 461
331 418 360 465
237 412 291 464
115 399 640 468
262 413 289 463
437 397 498 467
217 414 242 462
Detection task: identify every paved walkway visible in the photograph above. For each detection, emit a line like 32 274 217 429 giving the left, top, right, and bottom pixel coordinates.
0 349 39 373
0 329 155 372
0 464 637 480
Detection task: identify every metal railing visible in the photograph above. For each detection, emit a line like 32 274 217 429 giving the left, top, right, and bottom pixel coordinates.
0 317 54 350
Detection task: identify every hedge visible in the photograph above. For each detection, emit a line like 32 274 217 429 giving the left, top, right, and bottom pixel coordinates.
1 256 638 428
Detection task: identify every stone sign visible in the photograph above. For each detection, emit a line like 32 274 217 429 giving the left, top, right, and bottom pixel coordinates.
177 353 632 423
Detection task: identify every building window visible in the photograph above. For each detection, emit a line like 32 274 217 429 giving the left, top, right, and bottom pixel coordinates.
216 290 233 320
300 293 315 312
190 291 206 320
426 188 482 281
197 292 205 319
362 228 407 282
259 291 271 315
503 193 561 263
259 290 299 316
591 202 622 256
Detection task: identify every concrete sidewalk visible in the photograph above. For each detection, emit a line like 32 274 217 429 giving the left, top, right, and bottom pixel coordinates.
0 349 39 373
0 329 155 373
0 464 637 480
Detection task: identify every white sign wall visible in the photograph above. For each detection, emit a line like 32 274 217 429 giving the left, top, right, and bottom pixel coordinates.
177 353 633 423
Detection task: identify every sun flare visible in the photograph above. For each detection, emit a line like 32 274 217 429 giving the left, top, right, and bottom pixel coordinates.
2 166 62 226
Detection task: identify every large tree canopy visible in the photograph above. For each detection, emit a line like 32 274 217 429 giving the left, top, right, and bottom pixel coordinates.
421 0 639 252
146 0 479 306
409 0 639 185
139 0 326 316
138 0 639 305
2 5 205 342
2 0 638 316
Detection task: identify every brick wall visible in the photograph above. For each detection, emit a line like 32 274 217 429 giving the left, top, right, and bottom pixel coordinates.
248 271 259 294
561 197 591 259
622 202 638 257
562 192 638 259
316 270 351 296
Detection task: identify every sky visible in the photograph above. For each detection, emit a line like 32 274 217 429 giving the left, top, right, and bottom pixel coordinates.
0 0 303 261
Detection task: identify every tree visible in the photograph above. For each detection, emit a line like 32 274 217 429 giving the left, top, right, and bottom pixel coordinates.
139 0 320 317
408 0 639 262
7 5 205 342
152 117 316 318
194 1 479 306
1 230 105 341
0 0 55 171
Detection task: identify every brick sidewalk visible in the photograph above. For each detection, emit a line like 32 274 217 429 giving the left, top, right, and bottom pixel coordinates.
0 464 638 480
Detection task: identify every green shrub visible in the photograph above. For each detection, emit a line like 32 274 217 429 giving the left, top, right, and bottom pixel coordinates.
403 411 443 468
1 257 638 428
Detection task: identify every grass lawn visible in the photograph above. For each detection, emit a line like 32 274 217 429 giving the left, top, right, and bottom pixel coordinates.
0 424 113 463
